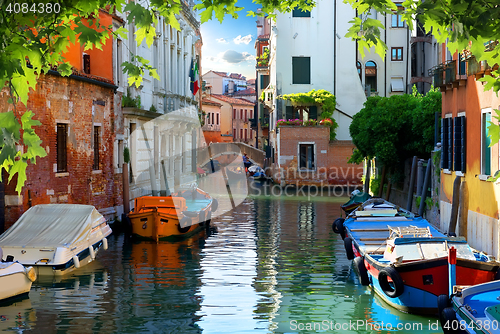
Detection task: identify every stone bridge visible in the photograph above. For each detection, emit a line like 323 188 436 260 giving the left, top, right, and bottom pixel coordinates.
197 142 265 167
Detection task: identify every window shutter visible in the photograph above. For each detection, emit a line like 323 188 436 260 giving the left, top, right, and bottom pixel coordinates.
454 117 461 172
461 116 466 172
309 106 317 119
286 106 294 120
292 57 311 84
441 118 447 169
447 117 453 171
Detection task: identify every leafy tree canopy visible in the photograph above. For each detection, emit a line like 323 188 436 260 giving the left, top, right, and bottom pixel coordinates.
349 87 441 181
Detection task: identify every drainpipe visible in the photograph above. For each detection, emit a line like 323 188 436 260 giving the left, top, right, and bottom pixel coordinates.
384 14 387 97
333 0 336 97
406 22 410 93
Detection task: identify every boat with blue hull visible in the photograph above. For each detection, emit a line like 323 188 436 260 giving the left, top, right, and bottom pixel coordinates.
333 198 500 315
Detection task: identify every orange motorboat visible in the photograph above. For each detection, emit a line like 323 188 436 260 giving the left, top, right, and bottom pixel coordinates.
128 188 217 242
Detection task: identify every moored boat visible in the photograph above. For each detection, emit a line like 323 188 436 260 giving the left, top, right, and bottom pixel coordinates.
0 247 36 302
440 280 500 334
128 187 216 242
0 204 112 276
334 198 500 315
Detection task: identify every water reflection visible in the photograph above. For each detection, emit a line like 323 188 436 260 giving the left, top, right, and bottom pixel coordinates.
0 180 442 333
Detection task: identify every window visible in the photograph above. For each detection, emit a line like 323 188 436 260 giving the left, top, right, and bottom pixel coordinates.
482 110 492 176
240 128 243 140
216 113 220 125
292 57 311 84
233 128 236 138
240 109 243 119
233 109 236 119
454 115 466 173
441 116 453 170
391 47 403 61
211 113 214 125
299 143 315 169
365 61 377 92
292 5 310 17
93 126 100 170
260 75 270 90
356 61 362 81
245 129 248 141
391 5 404 27
83 54 90 74
57 124 68 172
245 110 248 122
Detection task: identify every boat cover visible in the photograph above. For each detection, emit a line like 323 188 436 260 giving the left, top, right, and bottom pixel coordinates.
0 204 105 248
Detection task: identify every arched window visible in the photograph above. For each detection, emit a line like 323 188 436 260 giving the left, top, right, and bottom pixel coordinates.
365 61 377 92
356 61 362 81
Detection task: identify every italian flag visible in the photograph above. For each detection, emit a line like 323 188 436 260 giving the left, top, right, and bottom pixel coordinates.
190 58 200 95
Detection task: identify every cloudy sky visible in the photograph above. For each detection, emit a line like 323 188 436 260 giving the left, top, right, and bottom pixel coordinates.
198 0 260 80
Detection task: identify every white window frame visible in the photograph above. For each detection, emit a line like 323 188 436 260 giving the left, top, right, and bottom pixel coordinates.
297 141 316 171
480 108 492 180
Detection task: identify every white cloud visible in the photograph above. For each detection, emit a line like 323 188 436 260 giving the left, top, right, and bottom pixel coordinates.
233 34 253 45
216 38 228 44
220 50 254 64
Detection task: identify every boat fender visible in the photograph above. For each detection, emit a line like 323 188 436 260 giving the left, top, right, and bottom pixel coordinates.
89 246 96 260
178 217 191 233
103 237 108 251
25 266 37 282
353 256 370 286
72 255 81 269
437 294 451 328
441 307 467 334
199 210 206 223
378 267 404 298
495 269 500 281
332 218 344 234
211 198 218 212
344 237 355 260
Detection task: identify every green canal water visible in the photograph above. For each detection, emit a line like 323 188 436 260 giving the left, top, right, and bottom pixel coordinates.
0 180 442 333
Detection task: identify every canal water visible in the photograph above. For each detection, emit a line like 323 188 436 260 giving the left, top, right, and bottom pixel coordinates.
0 179 441 333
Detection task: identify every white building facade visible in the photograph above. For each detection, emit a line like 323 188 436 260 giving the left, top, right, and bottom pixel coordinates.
114 1 203 203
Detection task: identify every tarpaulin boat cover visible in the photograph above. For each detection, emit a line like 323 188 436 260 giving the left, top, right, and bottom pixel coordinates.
0 204 105 248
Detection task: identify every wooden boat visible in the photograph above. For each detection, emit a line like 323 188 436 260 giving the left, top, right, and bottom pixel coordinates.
439 280 500 334
128 187 216 242
0 247 36 302
0 204 112 276
225 167 245 181
340 191 371 215
333 198 500 315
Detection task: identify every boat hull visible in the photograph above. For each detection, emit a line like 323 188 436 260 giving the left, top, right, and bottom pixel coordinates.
0 263 33 302
129 188 213 242
361 254 499 315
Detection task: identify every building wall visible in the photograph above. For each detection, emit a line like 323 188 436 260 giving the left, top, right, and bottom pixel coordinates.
2 74 120 229
270 0 366 141
439 71 500 258
203 72 224 95
277 126 361 186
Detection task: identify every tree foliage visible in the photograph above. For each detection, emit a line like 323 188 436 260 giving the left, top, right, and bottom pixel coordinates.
349 87 441 181
280 89 339 140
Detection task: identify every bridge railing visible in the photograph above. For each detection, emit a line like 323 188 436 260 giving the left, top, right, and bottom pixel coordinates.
197 142 265 167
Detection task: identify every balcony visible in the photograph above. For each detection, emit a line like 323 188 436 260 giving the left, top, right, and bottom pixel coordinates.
202 124 220 132
429 60 467 89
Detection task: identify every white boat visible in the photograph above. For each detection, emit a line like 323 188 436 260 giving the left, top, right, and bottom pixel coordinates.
0 204 112 276
0 247 36 302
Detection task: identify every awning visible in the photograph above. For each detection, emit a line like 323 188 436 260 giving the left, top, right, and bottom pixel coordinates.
391 78 405 92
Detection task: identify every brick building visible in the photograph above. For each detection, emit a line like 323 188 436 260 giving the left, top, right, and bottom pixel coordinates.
273 126 362 187
1 10 122 230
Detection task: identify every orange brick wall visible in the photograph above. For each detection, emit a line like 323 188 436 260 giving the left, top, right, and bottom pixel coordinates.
1 73 122 228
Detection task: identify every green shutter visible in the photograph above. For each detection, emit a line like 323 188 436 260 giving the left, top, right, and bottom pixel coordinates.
292 57 311 84
484 113 491 175
309 106 317 119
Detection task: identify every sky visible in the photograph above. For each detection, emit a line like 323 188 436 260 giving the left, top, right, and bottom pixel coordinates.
197 0 261 81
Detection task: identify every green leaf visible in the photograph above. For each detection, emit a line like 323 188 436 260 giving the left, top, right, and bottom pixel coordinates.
8 160 27 194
